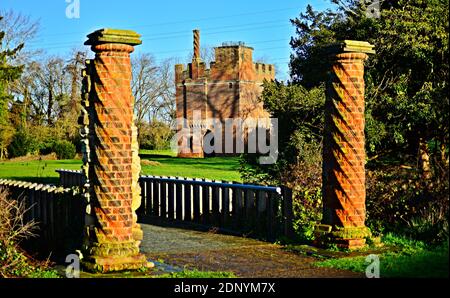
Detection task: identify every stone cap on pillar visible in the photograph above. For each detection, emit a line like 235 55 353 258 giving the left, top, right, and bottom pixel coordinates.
84 28 142 46
328 40 375 55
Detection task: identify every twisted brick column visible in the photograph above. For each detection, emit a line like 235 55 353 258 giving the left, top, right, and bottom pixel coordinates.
193 29 200 61
318 40 375 249
81 29 148 272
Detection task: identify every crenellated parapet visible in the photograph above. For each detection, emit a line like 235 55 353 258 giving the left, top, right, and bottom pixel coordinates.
175 30 275 158
254 63 275 82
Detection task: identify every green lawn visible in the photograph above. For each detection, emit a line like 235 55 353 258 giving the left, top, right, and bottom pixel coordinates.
0 150 242 184
0 159 82 184
139 149 242 182
314 234 449 278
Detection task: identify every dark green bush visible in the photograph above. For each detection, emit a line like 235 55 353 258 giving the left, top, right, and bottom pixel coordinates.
138 121 174 150
52 140 76 160
7 129 34 158
38 142 55 156
366 162 449 244
239 82 325 243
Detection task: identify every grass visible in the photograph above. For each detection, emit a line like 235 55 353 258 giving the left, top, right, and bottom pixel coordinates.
314 234 449 278
0 150 242 183
0 244 61 278
0 159 81 184
79 267 235 278
139 149 242 182
157 270 236 278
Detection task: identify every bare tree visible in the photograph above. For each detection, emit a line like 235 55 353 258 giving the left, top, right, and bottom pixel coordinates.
0 9 40 63
131 54 175 131
12 56 71 126
64 49 86 115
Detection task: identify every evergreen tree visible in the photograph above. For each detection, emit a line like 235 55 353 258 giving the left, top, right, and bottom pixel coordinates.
0 16 24 159
289 0 449 164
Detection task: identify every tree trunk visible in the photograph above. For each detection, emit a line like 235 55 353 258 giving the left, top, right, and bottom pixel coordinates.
23 89 30 128
47 83 53 126
441 137 449 167
418 138 432 181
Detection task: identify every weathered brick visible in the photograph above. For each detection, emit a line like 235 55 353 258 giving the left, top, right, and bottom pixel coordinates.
82 28 147 272
319 41 375 249
175 30 274 157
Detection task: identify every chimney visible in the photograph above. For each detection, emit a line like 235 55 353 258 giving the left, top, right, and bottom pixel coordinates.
193 29 200 62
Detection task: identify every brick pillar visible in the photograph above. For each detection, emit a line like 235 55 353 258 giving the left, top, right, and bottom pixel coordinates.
81 28 148 272
316 40 375 249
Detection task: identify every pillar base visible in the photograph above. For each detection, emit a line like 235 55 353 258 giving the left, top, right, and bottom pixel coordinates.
82 241 150 273
82 254 149 273
132 226 144 243
314 225 371 250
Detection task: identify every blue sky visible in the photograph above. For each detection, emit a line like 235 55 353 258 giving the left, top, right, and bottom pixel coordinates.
1 0 333 80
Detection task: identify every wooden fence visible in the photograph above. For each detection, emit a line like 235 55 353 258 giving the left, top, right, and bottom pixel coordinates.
56 169 84 188
56 170 294 241
0 179 85 256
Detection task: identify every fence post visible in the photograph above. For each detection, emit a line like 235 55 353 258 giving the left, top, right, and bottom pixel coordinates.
167 178 175 220
222 183 231 227
201 179 209 224
145 178 153 216
160 179 167 219
193 178 201 223
232 182 243 230
184 178 192 221
211 182 220 227
176 177 183 220
282 186 294 239
153 178 160 217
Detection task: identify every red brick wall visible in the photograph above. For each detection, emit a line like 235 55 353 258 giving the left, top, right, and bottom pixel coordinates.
175 44 275 157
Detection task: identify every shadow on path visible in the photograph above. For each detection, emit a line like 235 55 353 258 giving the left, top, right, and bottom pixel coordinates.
140 224 363 278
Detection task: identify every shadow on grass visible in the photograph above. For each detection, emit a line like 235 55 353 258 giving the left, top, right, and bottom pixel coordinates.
139 155 240 169
139 154 175 159
3 176 60 185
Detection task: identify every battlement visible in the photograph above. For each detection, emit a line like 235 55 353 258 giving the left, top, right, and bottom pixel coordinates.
254 63 275 82
175 30 275 83
220 41 247 47
254 63 274 74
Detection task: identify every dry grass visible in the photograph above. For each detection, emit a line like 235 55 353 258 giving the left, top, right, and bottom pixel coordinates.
7 153 58 162
141 159 161 166
0 190 37 244
0 189 39 277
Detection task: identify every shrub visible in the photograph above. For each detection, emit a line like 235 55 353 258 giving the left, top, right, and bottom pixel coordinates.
52 140 76 160
0 190 36 245
0 189 36 277
7 129 35 158
366 162 449 244
0 190 59 278
240 133 323 243
239 81 325 243
138 121 174 150
283 140 323 243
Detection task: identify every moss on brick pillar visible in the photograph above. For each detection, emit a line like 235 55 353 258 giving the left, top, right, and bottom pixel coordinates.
81 28 149 272
317 40 375 250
